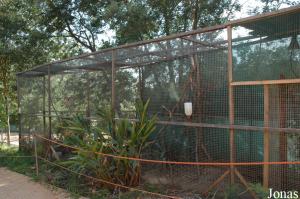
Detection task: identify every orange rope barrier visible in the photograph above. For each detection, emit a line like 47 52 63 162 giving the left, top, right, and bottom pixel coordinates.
38 156 180 199
35 134 300 166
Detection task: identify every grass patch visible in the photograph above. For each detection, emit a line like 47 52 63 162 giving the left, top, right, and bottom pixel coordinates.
0 144 35 177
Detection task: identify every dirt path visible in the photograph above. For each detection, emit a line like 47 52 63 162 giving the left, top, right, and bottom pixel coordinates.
0 168 75 199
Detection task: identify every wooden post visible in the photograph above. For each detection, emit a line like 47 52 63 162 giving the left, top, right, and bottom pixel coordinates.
263 84 270 188
47 66 52 139
34 135 39 176
227 25 235 184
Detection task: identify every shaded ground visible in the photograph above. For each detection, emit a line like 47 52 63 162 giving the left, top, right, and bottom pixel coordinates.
0 168 76 199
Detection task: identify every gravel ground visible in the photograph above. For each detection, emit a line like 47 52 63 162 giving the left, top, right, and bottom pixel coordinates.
0 167 77 199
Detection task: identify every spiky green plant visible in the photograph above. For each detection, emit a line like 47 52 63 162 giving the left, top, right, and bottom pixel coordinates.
58 99 157 188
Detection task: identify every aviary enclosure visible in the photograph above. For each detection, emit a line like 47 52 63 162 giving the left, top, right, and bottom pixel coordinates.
17 7 300 198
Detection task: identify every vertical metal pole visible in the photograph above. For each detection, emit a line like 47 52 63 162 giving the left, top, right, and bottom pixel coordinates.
43 76 46 136
111 50 116 137
86 72 91 118
34 135 39 176
111 50 116 117
263 84 270 188
16 76 22 149
47 66 52 139
279 75 287 189
138 66 143 102
227 25 235 184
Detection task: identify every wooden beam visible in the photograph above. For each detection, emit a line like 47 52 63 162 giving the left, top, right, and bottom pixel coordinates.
231 79 300 86
263 84 270 188
227 25 235 184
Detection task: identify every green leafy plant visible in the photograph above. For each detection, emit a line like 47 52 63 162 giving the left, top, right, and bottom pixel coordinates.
58 99 157 188
0 144 35 176
224 185 240 199
249 183 268 199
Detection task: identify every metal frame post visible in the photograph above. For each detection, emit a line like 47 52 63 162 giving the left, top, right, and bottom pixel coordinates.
43 76 46 136
111 50 116 115
17 76 22 149
227 25 235 184
34 135 39 176
47 66 52 139
111 50 116 136
263 84 270 188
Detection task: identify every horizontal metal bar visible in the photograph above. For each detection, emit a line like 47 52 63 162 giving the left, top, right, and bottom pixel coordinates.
231 79 300 86
19 112 300 134
115 118 300 134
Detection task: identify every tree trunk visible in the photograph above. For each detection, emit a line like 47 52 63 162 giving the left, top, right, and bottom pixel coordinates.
192 0 200 30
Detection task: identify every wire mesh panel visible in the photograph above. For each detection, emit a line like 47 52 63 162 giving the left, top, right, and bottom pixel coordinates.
116 29 228 124
18 75 47 147
268 84 300 191
232 11 300 81
18 76 46 115
51 72 88 116
115 67 139 118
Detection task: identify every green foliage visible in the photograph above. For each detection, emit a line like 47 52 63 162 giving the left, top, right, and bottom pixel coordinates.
0 144 35 176
250 183 269 199
221 183 268 199
224 185 240 199
0 0 81 129
37 0 114 52
0 143 145 198
110 0 240 44
250 0 298 13
58 99 157 188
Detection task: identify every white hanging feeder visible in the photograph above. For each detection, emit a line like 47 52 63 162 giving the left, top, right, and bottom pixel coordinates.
184 102 193 118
